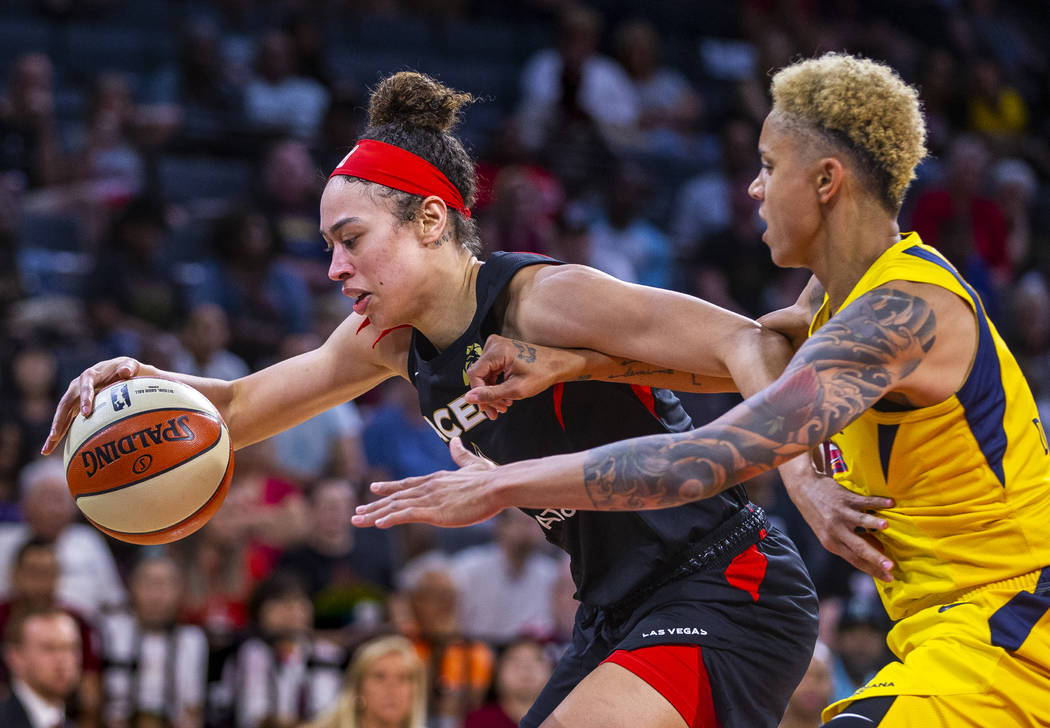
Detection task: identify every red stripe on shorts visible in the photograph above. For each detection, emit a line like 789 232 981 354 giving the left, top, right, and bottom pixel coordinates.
552 382 566 430
604 644 721 728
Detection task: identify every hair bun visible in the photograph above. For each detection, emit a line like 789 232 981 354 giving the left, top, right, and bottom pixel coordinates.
367 71 474 133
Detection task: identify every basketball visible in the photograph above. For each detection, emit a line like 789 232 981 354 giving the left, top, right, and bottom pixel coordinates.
62 377 234 545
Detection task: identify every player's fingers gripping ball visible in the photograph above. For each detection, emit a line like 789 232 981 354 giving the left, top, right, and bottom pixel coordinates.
62 377 234 544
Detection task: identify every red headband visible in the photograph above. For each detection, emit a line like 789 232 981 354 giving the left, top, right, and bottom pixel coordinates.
329 139 471 218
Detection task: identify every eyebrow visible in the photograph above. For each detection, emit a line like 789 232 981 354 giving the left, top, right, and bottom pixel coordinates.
321 216 361 236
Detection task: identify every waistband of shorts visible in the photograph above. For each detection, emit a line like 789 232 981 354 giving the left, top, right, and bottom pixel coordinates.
957 565 1050 604
602 503 768 619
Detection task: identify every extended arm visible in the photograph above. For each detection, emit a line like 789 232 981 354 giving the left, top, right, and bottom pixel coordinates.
44 313 405 454
354 284 946 525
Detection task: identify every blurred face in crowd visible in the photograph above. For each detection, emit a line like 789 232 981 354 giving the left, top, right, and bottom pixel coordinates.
13 346 57 398
837 622 887 684
22 472 75 540
131 558 182 629
5 613 81 704
183 304 231 360
259 592 313 641
409 570 459 638
13 545 59 607
496 640 552 705
359 651 417 727
496 508 543 563
311 480 355 551
784 644 833 722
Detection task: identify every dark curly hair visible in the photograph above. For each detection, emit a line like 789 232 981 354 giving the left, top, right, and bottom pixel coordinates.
330 71 481 255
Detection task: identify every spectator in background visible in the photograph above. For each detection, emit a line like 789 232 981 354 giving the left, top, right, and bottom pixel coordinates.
518 5 639 152
175 518 251 649
828 596 891 704
450 510 559 645
74 75 146 210
143 20 242 151
257 139 326 281
243 30 329 142
100 555 207 728
967 56 1029 149
362 379 457 484
1006 271 1050 423
614 18 702 160
909 134 1009 307
192 207 312 368
0 607 81 728
401 565 493 728
219 573 345 728
464 637 554 728
0 341 61 500
0 539 101 725
220 442 309 582
302 634 426 728
585 162 673 288
991 157 1039 272
268 334 367 486
478 167 558 257
87 198 182 331
275 479 393 636
0 53 63 190
670 116 760 260
0 459 125 620
171 303 251 381
779 641 833 728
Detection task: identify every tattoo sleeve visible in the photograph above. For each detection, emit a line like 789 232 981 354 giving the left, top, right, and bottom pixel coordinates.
582 287 937 509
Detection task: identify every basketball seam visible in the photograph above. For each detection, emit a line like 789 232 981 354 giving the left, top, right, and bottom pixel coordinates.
82 442 234 537
72 425 225 497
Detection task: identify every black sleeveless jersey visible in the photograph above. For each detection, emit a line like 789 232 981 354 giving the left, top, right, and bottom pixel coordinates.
408 252 753 606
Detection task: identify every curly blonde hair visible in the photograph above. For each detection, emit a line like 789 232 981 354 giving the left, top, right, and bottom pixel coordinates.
770 53 927 211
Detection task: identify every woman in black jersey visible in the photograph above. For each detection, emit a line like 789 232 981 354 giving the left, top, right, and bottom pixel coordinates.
45 72 882 728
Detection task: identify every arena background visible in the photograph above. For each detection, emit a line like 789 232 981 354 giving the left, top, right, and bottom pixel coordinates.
1 1 1049 726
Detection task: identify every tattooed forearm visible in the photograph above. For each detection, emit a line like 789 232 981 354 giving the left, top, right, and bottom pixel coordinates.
605 360 676 380
582 288 936 509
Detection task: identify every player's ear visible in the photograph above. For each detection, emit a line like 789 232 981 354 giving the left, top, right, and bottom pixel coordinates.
817 157 844 204
419 196 448 245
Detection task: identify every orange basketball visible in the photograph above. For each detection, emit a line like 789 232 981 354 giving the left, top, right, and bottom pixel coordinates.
62 377 234 545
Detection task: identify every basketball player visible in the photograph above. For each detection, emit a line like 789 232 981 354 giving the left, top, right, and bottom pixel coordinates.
354 55 1050 726
42 71 854 728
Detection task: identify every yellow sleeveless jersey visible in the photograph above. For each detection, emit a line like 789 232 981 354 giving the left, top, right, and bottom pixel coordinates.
809 233 1050 621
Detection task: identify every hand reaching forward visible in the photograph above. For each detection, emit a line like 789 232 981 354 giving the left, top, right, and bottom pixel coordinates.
41 356 146 456
352 438 505 528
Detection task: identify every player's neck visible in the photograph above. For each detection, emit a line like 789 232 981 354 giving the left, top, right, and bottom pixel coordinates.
413 254 482 351
812 202 900 312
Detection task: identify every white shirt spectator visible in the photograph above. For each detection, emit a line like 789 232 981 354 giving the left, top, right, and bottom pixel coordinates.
519 50 639 149
221 637 345 728
0 524 126 619
451 543 560 643
244 76 329 141
12 679 66 728
100 611 208 725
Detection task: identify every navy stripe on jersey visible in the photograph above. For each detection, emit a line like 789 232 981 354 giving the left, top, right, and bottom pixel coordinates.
877 423 898 483
903 247 1008 486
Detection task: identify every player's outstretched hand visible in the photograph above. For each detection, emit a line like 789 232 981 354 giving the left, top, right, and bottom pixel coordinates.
352 438 504 528
465 335 573 419
788 470 895 582
42 357 145 456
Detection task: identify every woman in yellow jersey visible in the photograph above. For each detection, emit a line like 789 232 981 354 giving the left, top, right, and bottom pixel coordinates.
355 53 1050 727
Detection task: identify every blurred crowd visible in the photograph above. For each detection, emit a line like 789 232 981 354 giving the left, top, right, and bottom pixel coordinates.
1 0 1049 726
